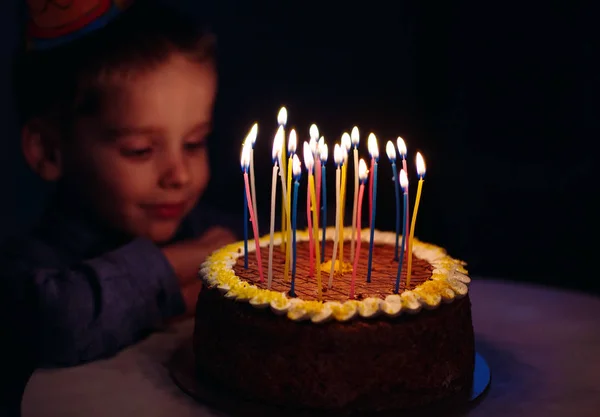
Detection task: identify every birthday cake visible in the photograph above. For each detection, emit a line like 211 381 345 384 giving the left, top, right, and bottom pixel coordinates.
194 228 474 413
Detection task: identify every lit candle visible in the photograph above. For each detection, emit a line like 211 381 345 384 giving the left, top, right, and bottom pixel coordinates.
304 142 322 300
386 140 401 260
275 126 291 249
328 144 343 288
397 137 409 250
338 132 351 272
289 154 302 297
406 152 426 288
350 126 360 262
241 139 264 282
366 133 379 283
268 130 284 289
306 146 315 279
278 107 288 253
243 144 249 269
248 123 259 243
310 124 320 230
319 138 328 263
349 159 369 299
284 129 297 282
394 169 409 293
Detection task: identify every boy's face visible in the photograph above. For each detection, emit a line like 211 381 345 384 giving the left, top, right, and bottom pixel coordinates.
67 55 216 243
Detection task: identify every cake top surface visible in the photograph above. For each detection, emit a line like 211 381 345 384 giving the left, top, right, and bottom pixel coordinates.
200 227 471 323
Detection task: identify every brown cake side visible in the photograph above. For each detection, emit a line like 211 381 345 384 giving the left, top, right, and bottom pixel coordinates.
194 238 475 412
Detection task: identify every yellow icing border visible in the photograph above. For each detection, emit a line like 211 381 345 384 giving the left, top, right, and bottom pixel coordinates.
199 228 471 322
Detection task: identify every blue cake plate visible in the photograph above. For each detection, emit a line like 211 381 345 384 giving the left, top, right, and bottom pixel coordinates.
169 339 491 417
470 352 492 402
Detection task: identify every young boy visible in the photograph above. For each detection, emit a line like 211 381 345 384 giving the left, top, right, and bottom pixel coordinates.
1 0 238 377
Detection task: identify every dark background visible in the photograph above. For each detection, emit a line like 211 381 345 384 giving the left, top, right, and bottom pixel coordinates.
0 1 597 293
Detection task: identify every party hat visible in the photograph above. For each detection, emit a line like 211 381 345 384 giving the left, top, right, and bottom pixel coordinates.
26 0 135 50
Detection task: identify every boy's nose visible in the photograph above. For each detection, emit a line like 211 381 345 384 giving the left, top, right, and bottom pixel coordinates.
160 157 191 189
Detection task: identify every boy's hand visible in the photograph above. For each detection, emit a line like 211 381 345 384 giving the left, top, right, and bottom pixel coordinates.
162 226 237 321
195 226 238 253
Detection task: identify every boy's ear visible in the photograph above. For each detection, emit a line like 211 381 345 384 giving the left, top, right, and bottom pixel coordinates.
21 120 63 181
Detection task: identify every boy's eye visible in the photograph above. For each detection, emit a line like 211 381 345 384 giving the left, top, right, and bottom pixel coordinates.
120 147 153 159
184 140 207 152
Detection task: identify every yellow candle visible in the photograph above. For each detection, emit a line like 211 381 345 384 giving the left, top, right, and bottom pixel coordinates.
338 133 351 272
406 152 426 288
283 129 297 281
328 144 343 288
350 126 360 262
278 107 287 252
304 142 322 300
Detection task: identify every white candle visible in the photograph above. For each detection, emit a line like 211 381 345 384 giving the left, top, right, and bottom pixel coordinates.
350 126 360 262
276 126 288 206
268 131 284 289
328 143 344 288
278 107 288 252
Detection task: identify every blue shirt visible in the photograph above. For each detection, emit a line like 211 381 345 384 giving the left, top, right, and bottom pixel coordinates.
0 188 238 369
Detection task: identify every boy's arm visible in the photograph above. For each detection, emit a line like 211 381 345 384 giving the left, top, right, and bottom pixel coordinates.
1 237 184 367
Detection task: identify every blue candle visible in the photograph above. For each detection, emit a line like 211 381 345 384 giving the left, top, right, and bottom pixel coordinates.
321 163 327 262
290 155 302 297
290 180 300 295
386 140 401 260
395 170 409 293
243 177 249 269
392 161 401 260
366 161 378 282
366 134 379 283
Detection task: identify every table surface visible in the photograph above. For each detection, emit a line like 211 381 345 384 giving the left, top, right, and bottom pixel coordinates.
22 279 600 417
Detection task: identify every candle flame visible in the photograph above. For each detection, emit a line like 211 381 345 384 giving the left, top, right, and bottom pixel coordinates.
341 132 352 151
368 133 379 160
319 141 328 163
288 129 297 155
278 107 288 126
292 154 302 179
385 140 396 161
351 126 359 147
246 123 258 146
309 136 318 157
342 143 349 164
309 124 319 141
272 126 284 162
399 168 408 190
416 152 426 178
333 143 343 166
397 136 407 157
303 141 315 172
358 158 369 182
240 140 252 171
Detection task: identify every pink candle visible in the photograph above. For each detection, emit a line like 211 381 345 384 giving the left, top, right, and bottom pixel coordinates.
350 159 369 299
397 137 409 250
368 157 375 229
307 182 314 278
244 172 264 282
315 158 321 228
309 125 320 228
241 135 264 283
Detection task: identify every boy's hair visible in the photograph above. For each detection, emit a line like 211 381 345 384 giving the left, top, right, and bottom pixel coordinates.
14 1 216 132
